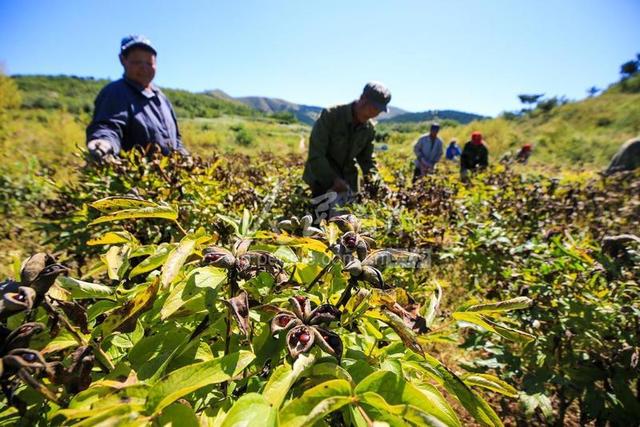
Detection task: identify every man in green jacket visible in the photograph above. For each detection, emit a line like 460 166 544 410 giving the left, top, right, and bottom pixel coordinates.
303 82 391 219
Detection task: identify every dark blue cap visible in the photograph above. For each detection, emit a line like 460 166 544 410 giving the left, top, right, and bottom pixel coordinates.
362 81 391 113
120 35 157 55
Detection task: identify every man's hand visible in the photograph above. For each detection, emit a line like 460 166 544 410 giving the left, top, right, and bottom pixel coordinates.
331 177 349 193
87 139 114 163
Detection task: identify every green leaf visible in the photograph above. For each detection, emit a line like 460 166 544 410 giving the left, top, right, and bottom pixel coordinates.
279 379 354 427
452 312 535 344
160 272 210 320
304 362 353 382
146 350 255 415
244 272 275 300
56 276 115 299
273 245 299 263
221 393 277 427
490 321 536 344
520 393 553 420
161 235 197 289
462 373 518 398
129 244 173 279
358 392 450 427
90 196 157 212
263 353 316 409
188 266 227 289
424 284 442 328
41 330 84 354
465 297 532 313
354 370 460 427
101 279 160 335
128 326 188 380
63 404 147 427
420 354 503 427
381 309 424 356
156 403 199 427
90 205 178 225
102 245 130 280
87 231 139 246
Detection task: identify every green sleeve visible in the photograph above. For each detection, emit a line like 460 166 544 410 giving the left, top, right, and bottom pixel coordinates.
307 110 339 189
356 133 378 176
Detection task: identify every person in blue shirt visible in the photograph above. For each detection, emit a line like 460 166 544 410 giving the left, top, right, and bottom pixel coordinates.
413 123 444 182
86 35 188 162
445 139 462 161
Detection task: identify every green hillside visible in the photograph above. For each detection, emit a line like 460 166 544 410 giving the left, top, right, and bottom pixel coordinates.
0 75 310 180
13 74 258 118
379 109 486 124
378 74 640 169
2 72 640 181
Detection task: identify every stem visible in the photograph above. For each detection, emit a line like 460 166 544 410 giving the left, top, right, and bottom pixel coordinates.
336 278 357 308
44 300 115 371
44 301 86 346
173 220 187 236
222 269 237 396
305 256 337 292
355 404 373 427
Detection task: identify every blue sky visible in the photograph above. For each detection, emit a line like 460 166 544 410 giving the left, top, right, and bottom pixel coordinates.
1 0 638 116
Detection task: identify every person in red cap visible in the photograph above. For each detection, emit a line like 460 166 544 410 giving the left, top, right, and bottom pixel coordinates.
460 131 489 179
516 143 533 164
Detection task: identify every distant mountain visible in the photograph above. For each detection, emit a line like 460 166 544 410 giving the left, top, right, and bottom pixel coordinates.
206 90 413 125
377 106 409 121
205 90 485 125
205 90 320 125
237 97 322 125
379 109 487 124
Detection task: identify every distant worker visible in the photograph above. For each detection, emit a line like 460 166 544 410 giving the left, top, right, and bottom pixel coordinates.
413 123 444 181
516 143 533 164
86 35 188 163
445 138 462 161
605 137 640 175
303 82 391 220
460 131 489 180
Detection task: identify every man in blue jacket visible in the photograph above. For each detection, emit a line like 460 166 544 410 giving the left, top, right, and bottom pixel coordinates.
86 35 188 162
413 122 443 181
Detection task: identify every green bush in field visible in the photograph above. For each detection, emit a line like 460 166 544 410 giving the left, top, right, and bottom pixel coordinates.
231 124 255 147
0 72 22 111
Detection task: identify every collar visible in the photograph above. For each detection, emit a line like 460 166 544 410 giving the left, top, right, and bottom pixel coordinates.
123 75 157 99
347 102 371 129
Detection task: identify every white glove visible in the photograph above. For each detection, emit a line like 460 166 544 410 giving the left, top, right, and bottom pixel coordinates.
87 139 113 161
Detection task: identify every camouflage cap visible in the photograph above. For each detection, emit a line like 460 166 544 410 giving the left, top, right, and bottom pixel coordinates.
362 81 391 113
120 35 157 55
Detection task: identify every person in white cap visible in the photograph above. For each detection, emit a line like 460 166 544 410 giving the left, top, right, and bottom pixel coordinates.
86 35 188 162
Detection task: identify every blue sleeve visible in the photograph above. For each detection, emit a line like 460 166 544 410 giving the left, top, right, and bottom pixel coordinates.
434 139 443 163
86 85 128 154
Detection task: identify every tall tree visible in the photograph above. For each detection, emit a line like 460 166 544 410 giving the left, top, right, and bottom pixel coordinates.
620 60 639 79
518 94 544 105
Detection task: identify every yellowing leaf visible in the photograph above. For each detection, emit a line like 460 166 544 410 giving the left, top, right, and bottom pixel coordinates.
462 373 518 398
90 196 157 213
102 279 160 335
90 205 178 225
466 297 532 313
161 236 197 289
87 231 139 246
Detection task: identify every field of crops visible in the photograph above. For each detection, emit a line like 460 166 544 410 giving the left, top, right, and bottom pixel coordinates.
0 145 638 426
